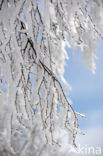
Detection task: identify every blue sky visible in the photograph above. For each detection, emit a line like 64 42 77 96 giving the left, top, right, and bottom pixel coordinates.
64 39 103 155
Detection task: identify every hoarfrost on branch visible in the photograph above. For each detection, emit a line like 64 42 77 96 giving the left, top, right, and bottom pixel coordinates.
0 0 103 155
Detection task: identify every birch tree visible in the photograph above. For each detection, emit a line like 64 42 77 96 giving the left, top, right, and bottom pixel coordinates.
0 0 103 155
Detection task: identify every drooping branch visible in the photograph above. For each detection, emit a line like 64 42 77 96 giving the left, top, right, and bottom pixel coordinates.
0 0 103 155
